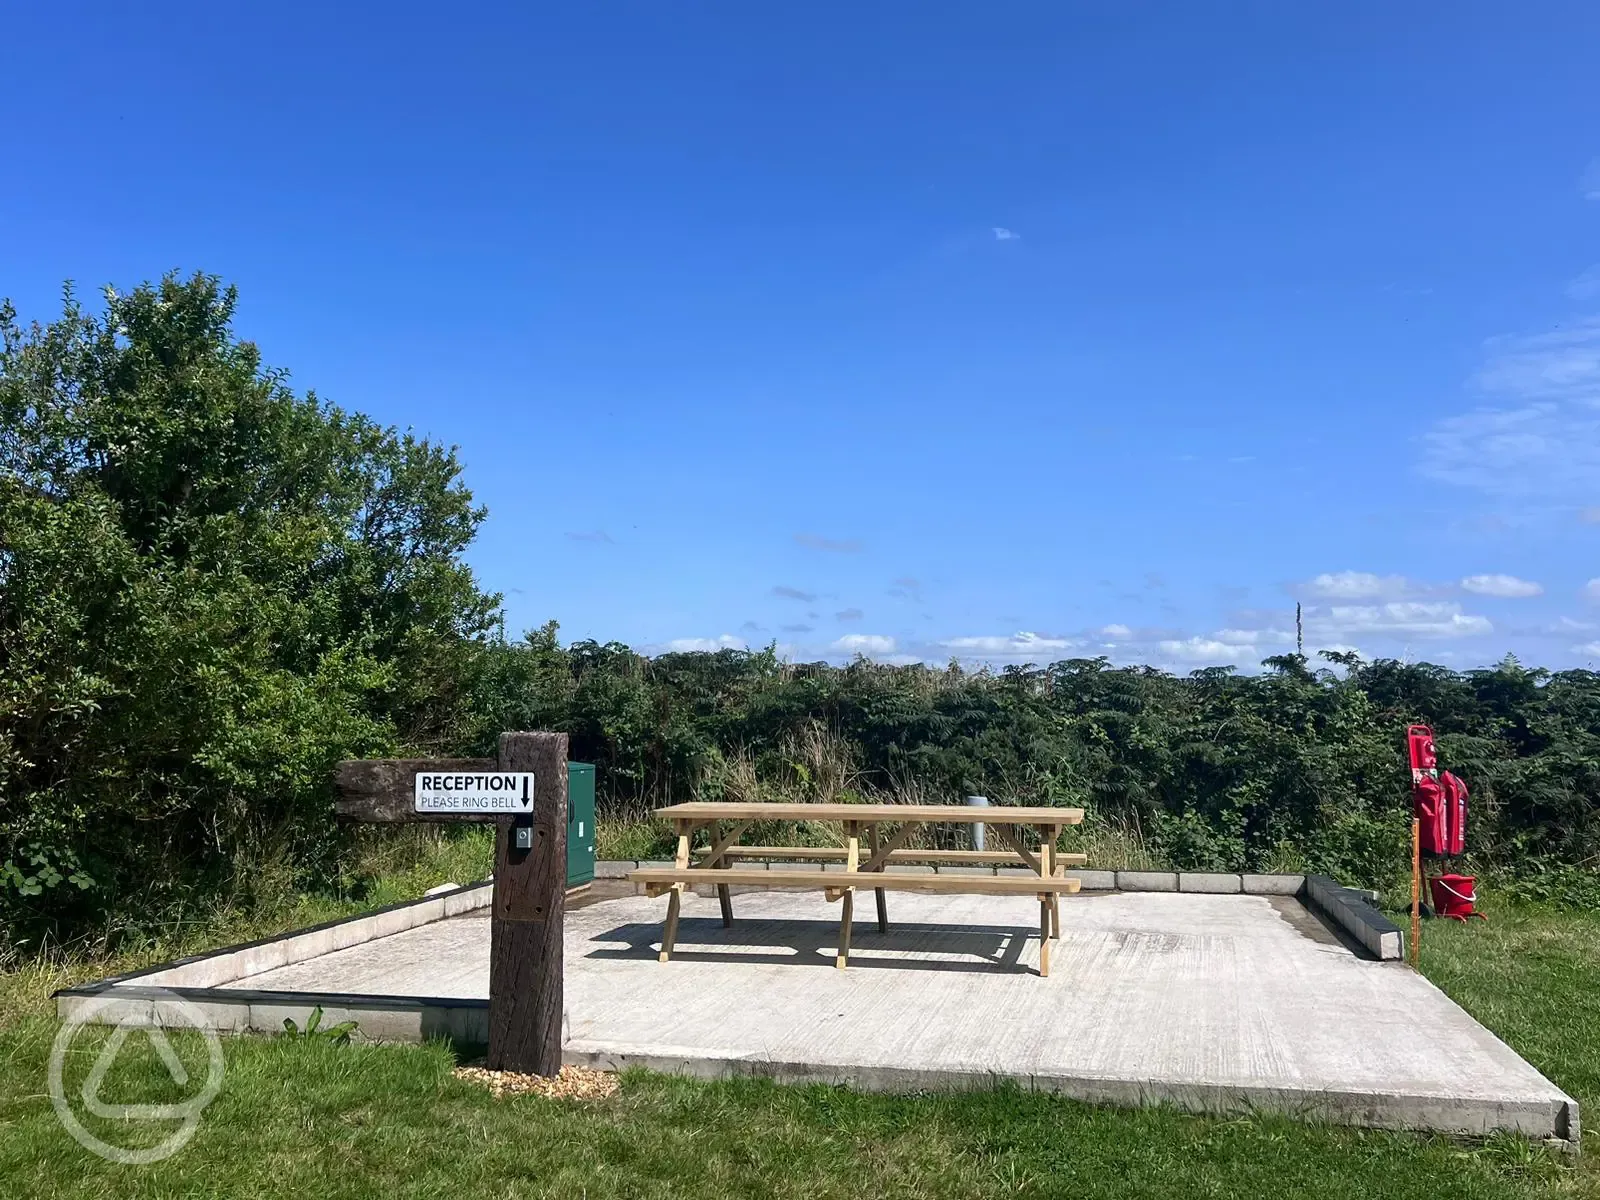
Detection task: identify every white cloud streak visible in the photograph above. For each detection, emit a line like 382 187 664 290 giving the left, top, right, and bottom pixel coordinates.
1310 602 1492 638
664 635 745 653
1157 637 1257 664
833 633 896 656
1295 571 1416 601
1460 573 1543 598
1421 317 1600 498
941 632 1080 657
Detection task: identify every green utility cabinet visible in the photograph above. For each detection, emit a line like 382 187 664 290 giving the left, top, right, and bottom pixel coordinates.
567 762 596 886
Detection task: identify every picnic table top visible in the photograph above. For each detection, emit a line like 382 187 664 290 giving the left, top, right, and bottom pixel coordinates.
652 802 1084 825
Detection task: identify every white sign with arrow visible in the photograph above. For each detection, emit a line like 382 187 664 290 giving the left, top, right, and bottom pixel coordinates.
413 771 536 814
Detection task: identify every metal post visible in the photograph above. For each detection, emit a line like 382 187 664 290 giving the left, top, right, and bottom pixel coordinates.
965 794 989 852
1410 818 1421 969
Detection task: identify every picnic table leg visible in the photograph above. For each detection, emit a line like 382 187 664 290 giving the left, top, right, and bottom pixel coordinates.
660 819 693 963
869 825 888 933
838 889 854 969
1038 896 1051 977
1049 825 1063 940
715 820 735 928
1039 824 1060 940
697 820 749 929
838 820 860 968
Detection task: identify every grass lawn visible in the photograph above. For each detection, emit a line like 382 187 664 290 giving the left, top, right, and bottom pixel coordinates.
1 884 1594 1199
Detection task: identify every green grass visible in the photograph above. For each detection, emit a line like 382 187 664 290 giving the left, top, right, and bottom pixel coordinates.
1419 901 1600 1124
1 856 1594 1198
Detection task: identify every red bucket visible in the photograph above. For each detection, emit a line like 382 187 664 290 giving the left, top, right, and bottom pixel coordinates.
1430 874 1477 919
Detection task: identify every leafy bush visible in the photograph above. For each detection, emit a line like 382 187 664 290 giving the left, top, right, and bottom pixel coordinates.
1 275 500 939
477 641 1600 889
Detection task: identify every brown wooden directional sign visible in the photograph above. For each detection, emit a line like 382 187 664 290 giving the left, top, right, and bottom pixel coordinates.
335 732 567 1075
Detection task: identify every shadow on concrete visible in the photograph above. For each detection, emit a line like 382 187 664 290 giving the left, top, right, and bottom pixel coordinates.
585 918 1036 973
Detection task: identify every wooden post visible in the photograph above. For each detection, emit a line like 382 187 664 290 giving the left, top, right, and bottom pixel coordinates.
1410 817 1421 969
488 732 568 1074
334 733 569 1076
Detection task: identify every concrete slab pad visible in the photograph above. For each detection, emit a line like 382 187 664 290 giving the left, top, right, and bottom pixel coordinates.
197 889 1574 1142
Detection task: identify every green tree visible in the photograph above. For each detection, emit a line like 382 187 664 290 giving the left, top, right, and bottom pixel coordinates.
0 274 499 936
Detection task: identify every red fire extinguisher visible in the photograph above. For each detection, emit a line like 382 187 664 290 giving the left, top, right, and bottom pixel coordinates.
1407 724 1483 921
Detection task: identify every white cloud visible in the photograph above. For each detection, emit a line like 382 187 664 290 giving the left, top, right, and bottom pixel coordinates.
941 631 1080 657
1460 573 1543 598
833 633 896 656
1569 264 1600 301
1312 602 1492 638
1422 318 1600 498
992 227 1019 241
1099 624 1132 639
1212 627 1295 647
1575 641 1600 657
1585 579 1600 603
1157 637 1256 664
664 635 746 653
1296 571 1414 601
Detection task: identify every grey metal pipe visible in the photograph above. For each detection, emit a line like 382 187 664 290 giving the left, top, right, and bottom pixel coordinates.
965 794 989 851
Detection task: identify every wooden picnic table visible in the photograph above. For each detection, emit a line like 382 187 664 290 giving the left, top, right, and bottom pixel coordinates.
628 802 1086 976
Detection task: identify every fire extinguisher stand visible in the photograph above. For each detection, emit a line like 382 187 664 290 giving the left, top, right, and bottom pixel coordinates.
1410 817 1421 968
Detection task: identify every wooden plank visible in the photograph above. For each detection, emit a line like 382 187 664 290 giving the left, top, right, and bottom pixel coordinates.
487 733 566 1075
701 821 752 867
703 847 1090 866
629 868 1083 895
990 824 1040 875
334 757 496 823
857 821 921 873
652 802 1084 825
837 889 854 969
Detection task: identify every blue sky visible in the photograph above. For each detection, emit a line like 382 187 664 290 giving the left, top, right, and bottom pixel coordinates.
6 2 1600 671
